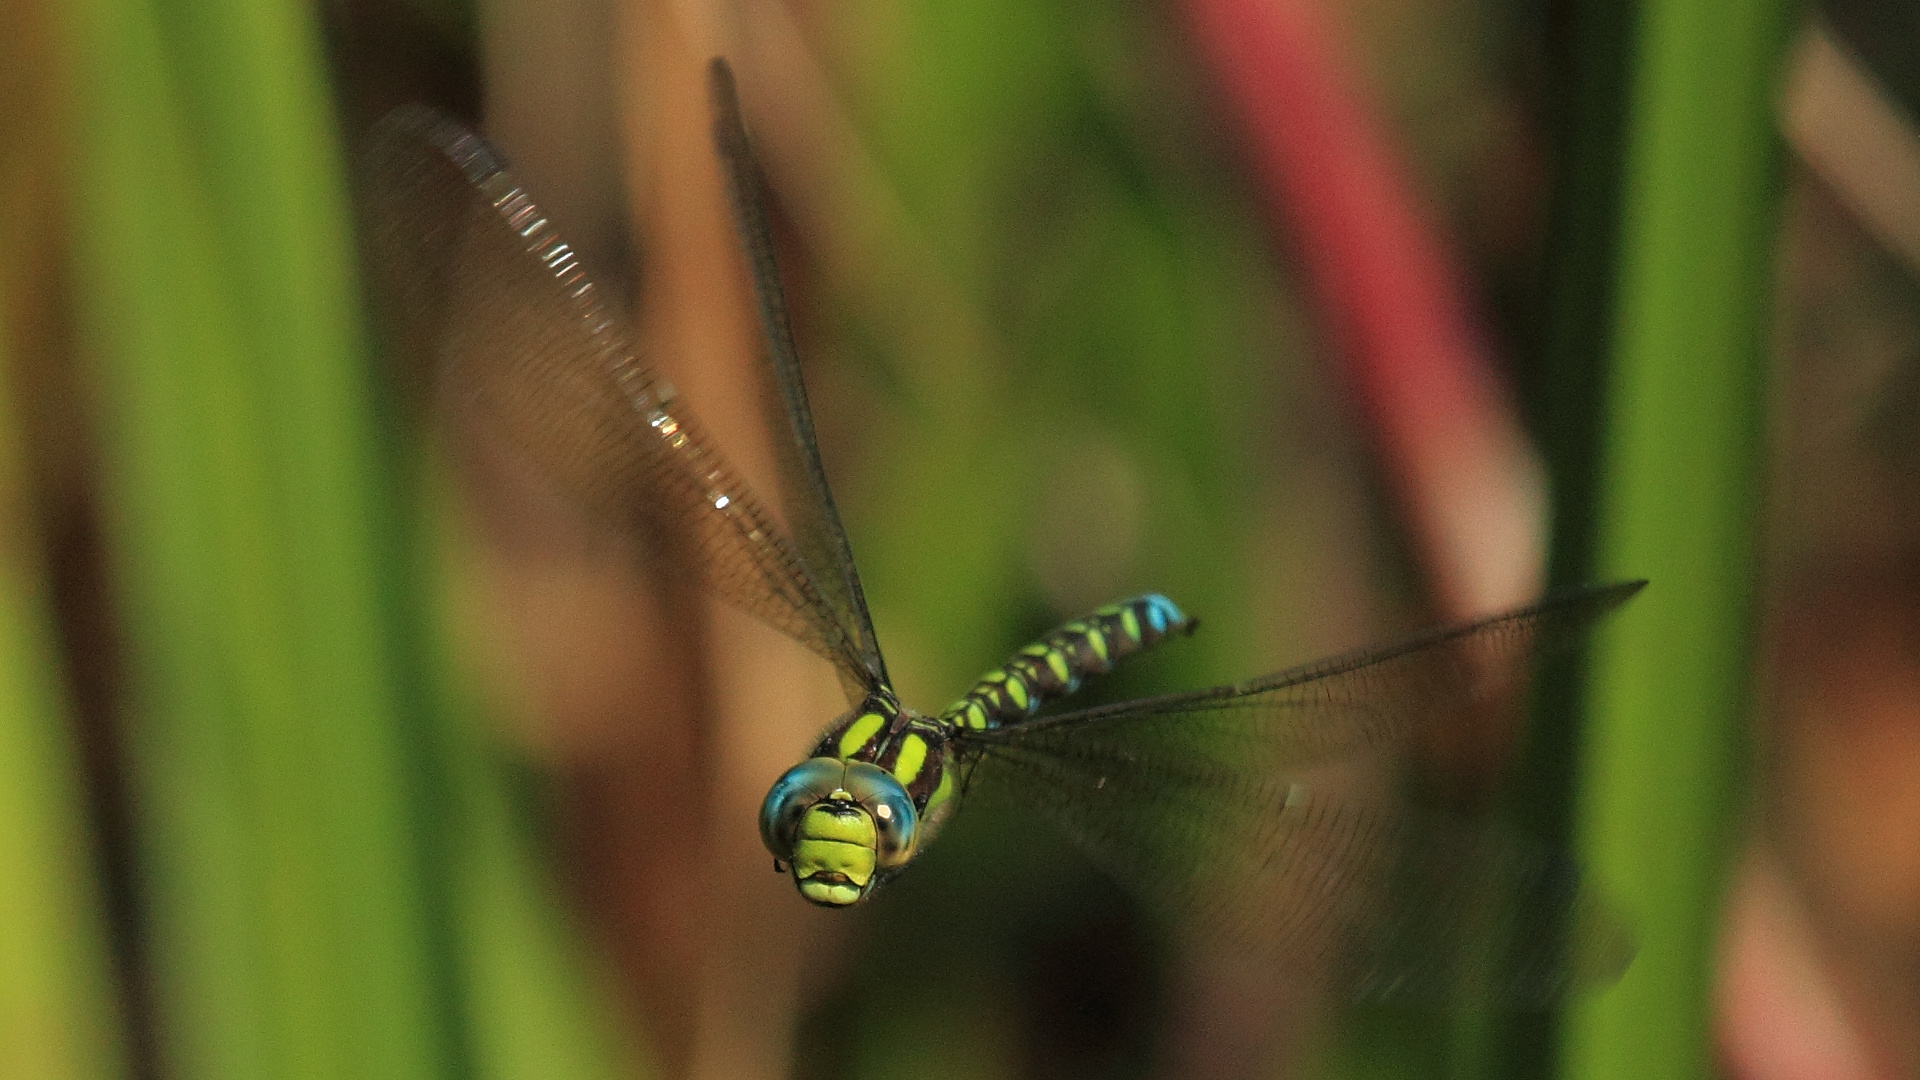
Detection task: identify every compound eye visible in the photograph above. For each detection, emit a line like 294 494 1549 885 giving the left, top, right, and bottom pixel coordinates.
760 758 844 859
842 762 920 869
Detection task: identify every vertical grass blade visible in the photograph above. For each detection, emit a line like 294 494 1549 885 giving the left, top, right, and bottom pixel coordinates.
1565 0 1791 1076
1 0 127 1072
68 0 458 1075
0 319 129 1080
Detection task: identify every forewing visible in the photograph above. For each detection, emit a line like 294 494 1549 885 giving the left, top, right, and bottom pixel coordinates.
706 60 890 692
361 105 876 701
954 582 1645 1004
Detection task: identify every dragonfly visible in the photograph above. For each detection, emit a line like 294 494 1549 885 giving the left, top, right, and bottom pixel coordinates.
363 57 1643 1005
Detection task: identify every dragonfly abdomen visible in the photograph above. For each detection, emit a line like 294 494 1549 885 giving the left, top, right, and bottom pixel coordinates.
943 594 1194 730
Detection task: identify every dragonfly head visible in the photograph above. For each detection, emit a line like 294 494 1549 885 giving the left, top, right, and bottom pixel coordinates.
760 757 919 906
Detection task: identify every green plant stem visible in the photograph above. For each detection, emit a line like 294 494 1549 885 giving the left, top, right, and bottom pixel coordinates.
69 0 456 1074
1565 0 1790 1077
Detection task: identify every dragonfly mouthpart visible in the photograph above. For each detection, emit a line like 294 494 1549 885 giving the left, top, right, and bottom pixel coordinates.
790 799 876 906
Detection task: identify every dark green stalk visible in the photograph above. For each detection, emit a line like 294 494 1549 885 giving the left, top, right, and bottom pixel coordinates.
1500 0 1643 1075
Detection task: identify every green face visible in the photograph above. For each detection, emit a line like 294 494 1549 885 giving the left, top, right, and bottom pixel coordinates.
760 758 920 907
790 801 878 905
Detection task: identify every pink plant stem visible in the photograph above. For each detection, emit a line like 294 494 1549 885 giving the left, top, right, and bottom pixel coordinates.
1183 0 1546 618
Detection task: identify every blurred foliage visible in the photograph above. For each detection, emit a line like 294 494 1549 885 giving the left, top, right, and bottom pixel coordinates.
14 0 1793 1074
0 283 129 1080
816 0 1301 726
63 0 634 1075
1 0 128 1075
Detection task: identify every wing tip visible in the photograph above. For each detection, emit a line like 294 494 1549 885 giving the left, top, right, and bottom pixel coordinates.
1590 577 1650 611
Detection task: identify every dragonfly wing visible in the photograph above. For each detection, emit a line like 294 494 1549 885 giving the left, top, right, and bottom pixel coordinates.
953 582 1646 1003
961 737 1632 1004
362 105 877 700
706 60 891 694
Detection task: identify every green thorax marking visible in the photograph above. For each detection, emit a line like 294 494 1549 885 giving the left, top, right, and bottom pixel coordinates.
812 687 951 813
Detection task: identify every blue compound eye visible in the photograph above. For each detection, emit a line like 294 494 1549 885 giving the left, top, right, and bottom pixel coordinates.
760 758 843 860
841 762 919 869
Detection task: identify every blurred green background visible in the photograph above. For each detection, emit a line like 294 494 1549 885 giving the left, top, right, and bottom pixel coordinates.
14 0 1920 1077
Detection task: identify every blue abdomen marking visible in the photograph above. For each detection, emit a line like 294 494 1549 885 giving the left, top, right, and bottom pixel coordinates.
941 594 1194 731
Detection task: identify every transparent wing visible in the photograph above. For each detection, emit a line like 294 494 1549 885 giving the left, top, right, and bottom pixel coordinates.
707 59 890 692
954 582 1644 1004
361 104 879 702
